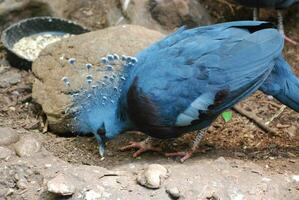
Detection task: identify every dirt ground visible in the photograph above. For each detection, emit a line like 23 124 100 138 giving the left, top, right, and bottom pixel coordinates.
0 1 298 198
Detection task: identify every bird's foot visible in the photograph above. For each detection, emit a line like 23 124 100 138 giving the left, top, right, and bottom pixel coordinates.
165 151 194 163
119 139 161 158
165 147 208 163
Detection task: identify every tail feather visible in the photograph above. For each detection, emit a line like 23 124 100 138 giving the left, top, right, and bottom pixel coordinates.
260 56 299 112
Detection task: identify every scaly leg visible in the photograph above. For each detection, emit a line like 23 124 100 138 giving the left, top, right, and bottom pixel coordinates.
277 10 298 45
165 128 208 163
119 137 161 158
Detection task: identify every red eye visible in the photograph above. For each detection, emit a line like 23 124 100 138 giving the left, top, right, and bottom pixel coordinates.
97 129 105 136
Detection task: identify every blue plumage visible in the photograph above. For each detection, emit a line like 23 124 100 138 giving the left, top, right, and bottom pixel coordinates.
121 21 284 139
63 21 298 158
261 56 299 111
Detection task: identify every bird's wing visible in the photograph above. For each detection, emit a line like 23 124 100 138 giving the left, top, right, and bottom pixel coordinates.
122 22 284 138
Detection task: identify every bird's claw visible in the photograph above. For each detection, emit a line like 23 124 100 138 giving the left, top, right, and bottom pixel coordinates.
119 141 161 158
165 151 194 163
165 147 208 163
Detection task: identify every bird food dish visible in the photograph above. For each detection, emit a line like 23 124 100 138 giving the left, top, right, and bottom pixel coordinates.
1 16 89 69
12 33 73 61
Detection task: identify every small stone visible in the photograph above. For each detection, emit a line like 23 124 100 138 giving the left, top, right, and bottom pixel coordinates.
0 70 21 88
0 146 14 160
84 190 102 200
14 135 41 157
5 188 14 196
0 127 19 146
0 188 8 197
214 157 230 170
17 178 28 189
292 175 299 182
47 173 76 196
137 164 169 189
166 187 181 199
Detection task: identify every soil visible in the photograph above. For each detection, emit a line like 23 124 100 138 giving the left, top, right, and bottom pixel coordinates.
0 0 298 199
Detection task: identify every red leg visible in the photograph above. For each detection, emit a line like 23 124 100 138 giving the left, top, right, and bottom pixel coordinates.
277 10 298 45
284 36 298 45
165 151 194 163
165 147 208 163
119 137 161 158
165 129 208 162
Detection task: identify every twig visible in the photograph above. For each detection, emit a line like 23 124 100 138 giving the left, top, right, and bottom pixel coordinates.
265 105 286 125
232 105 279 136
259 100 281 108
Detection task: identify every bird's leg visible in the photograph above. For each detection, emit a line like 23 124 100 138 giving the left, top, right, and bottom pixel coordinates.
165 128 208 163
277 10 298 45
119 136 161 158
277 10 284 34
253 7 259 21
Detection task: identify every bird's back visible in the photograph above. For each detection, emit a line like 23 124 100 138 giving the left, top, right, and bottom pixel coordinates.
120 21 284 139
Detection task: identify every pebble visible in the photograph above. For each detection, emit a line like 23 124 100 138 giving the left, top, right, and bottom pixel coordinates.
166 187 181 199
47 173 76 196
14 135 41 157
137 164 169 189
84 190 102 200
0 146 14 160
0 70 21 88
292 175 299 182
214 156 230 170
0 127 19 146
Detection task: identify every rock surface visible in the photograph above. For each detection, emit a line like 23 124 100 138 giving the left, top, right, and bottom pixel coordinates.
137 164 169 189
14 135 41 157
32 25 164 135
0 133 298 200
0 127 19 146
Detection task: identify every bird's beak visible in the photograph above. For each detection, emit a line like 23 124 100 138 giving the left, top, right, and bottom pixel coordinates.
99 141 106 157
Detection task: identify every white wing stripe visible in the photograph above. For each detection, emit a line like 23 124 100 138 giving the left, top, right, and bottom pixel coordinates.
175 93 214 126
175 113 194 126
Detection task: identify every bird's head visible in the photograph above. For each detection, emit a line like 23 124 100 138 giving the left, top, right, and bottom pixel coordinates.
69 82 129 157
62 54 137 157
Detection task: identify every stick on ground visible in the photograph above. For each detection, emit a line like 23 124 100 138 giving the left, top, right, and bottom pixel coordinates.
232 105 280 136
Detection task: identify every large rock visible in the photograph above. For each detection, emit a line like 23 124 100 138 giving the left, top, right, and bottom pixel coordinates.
121 0 211 32
0 0 122 31
32 25 164 135
149 0 211 30
0 0 211 32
